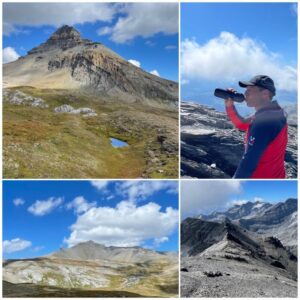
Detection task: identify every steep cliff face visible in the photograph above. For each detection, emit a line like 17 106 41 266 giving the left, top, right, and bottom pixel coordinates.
4 25 178 107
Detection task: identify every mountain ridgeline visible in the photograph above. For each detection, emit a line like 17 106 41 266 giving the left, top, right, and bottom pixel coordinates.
4 25 178 107
49 240 176 263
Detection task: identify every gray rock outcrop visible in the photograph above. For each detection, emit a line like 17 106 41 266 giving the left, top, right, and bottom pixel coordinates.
54 104 97 116
3 90 48 108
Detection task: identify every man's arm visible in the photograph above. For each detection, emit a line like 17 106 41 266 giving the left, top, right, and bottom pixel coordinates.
225 100 251 131
233 120 277 178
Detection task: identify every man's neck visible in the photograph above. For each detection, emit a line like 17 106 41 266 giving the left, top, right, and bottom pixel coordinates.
255 100 272 112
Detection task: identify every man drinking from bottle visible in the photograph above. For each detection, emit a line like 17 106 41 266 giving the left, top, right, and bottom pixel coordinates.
225 75 287 178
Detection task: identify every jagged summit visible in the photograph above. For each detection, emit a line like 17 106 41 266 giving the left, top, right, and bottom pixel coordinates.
28 25 94 54
50 25 82 41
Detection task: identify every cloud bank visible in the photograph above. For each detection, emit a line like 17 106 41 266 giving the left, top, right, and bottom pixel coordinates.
181 180 242 218
3 238 32 253
98 3 178 43
181 32 297 92
65 200 178 247
3 3 116 35
4 3 178 44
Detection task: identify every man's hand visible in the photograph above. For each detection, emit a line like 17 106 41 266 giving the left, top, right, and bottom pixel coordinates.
225 88 235 107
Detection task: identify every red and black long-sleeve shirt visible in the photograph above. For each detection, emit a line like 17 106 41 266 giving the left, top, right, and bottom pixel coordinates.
226 101 287 178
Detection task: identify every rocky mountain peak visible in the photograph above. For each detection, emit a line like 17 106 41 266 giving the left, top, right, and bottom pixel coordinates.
49 25 81 41
28 25 92 54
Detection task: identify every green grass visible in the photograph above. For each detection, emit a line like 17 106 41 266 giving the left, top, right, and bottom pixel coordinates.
106 261 179 297
3 87 178 178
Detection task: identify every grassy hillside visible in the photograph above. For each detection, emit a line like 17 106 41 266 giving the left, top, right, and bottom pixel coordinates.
3 87 178 178
3 257 178 297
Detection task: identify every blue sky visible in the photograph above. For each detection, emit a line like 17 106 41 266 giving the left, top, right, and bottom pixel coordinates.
181 3 298 113
181 180 297 218
3 3 178 81
3 180 179 259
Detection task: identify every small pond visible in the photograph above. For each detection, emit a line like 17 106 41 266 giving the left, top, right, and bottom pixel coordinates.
110 137 129 148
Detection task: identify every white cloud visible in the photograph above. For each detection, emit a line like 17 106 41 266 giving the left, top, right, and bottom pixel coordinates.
13 198 25 206
32 246 45 252
145 40 156 47
228 197 265 208
3 47 20 63
28 197 63 216
181 32 297 92
97 26 113 36
3 3 116 35
154 236 169 246
128 59 141 68
165 45 177 51
229 199 248 207
117 181 178 202
98 3 178 43
181 181 242 218
64 200 178 247
66 196 96 214
90 181 109 190
150 70 160 77
181 79 189 85
3 238 32 253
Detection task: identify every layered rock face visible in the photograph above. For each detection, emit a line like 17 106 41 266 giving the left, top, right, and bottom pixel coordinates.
4 25 178 107
181 101 297 178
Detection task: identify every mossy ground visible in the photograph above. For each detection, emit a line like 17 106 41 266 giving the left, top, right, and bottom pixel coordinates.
3 87 178 178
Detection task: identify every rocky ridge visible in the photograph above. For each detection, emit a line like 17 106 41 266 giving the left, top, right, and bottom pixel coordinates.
181 101 297 178
181 217 297 297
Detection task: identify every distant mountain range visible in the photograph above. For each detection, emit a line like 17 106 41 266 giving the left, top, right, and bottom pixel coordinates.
4 25 178 107
181 101 297 178
197 198 297 252
181 198 297 297
48 240 176 263
3 241 178 297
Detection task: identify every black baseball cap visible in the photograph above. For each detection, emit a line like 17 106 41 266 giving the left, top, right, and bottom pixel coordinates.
239 75 276 95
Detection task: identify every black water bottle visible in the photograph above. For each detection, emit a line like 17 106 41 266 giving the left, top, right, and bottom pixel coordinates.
214 88 245 103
